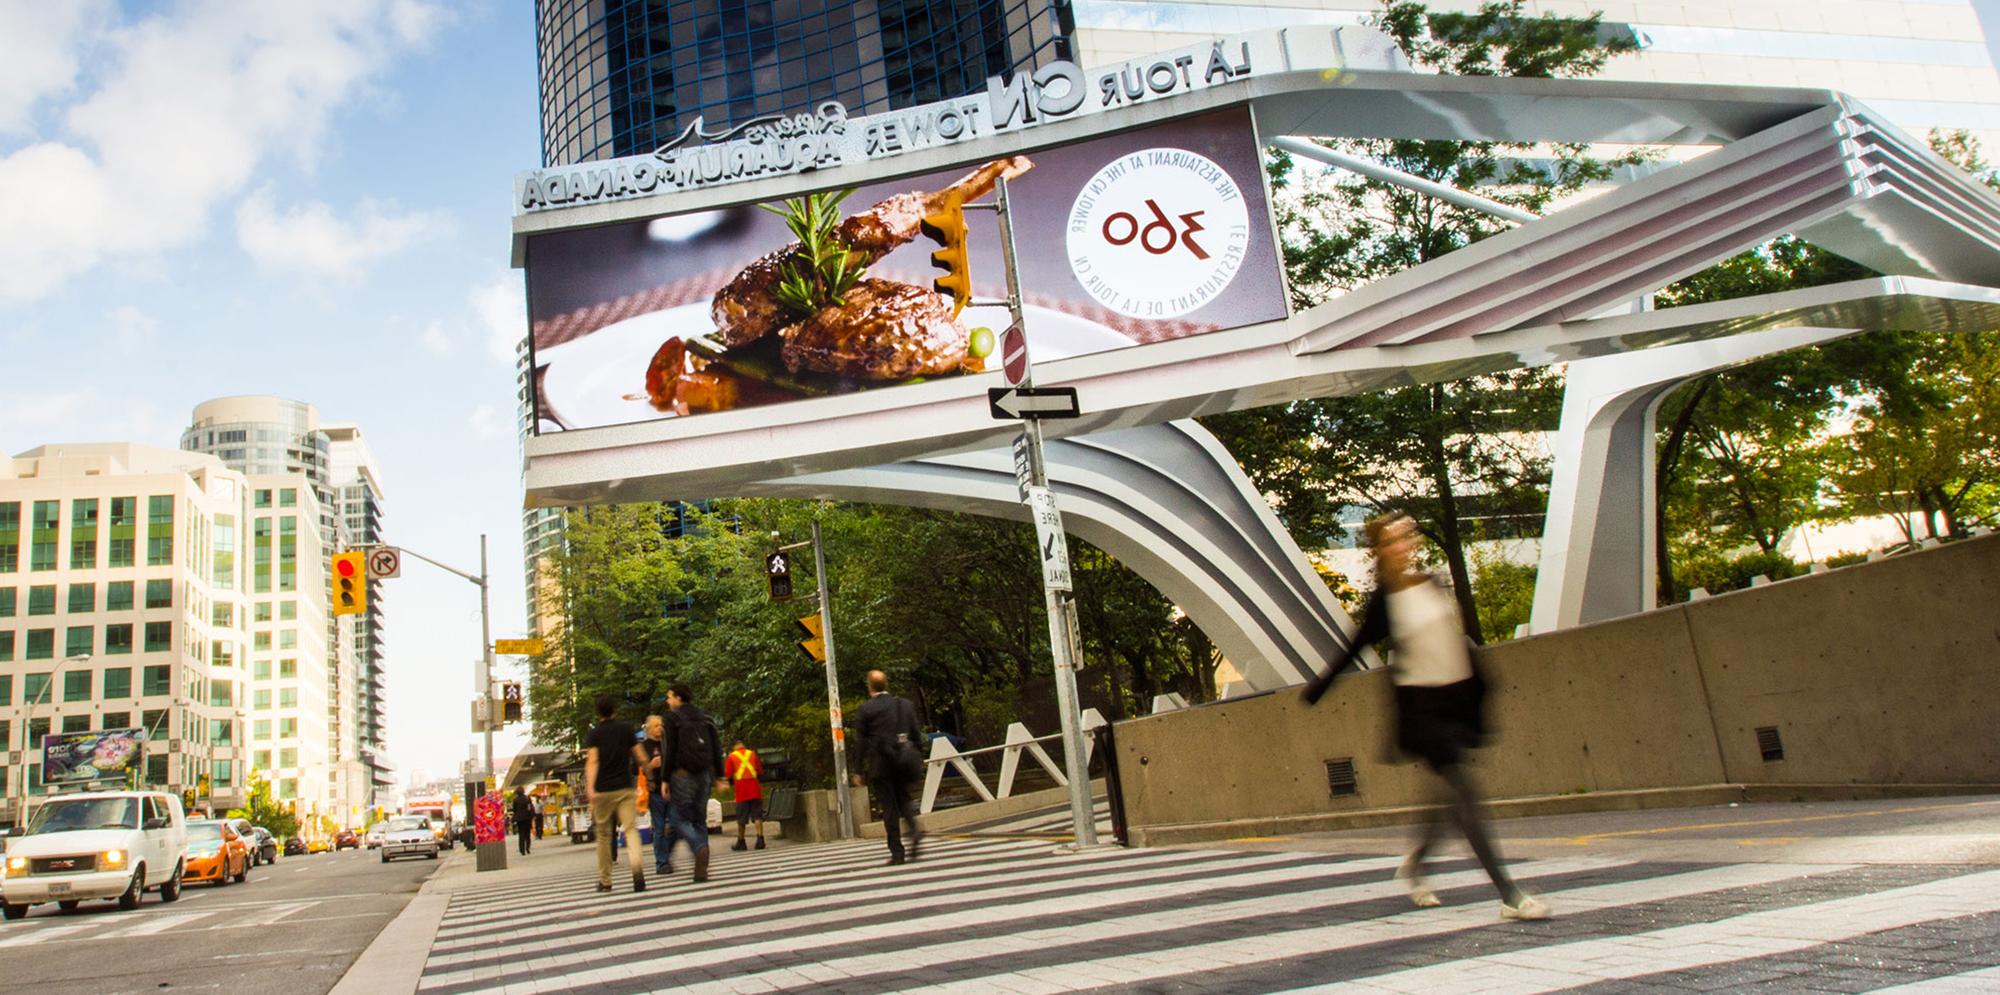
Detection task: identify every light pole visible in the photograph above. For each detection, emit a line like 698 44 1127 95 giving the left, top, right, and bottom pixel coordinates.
363 538 496 780
12 654 91 824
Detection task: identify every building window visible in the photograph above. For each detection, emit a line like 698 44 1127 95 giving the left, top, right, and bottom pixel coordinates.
212 760 234 785
279 488 297 507
27 585 55 615
29 500 58 571
62 715 90 733
104 623 133 654
277 516 296 592
145 578 172 609
100 710 129 729
108 496 137 568
253 518 271 593
255 489 272 509
208 680 232 709
254 602 272 622
24 672 49 703
67 583 95 614
70 497 98 569
145 755 167 785
65 626 92 657
254 631 271 651
141 709 166 738
279 718 297 738
211 603 231 628
0 587 12 617
253 659 270 680
279 688 298 709
142 665 171 696
143 621 171 652
103 667 131 698
62 670 91 702
146 495 174 566
278 658 297 679
0 674 11 705
255 689 271 710
279 629 296 650
25 628 54 660
279 601 296 621
106 581 134 611
254 719 271 740
278 778 296 800
254 750 271 770
0 502 17 576
0 632 12 662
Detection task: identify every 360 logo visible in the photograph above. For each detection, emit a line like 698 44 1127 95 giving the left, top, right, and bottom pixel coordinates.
1067 148 1250 319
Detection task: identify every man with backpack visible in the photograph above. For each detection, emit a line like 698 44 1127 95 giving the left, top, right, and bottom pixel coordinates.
661 683 725 882
851 670 925 865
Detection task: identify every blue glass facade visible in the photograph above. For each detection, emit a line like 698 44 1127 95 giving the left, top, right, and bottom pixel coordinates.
537 0 1076 166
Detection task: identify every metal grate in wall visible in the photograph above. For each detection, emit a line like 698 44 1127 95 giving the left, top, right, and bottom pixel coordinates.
1756 726 1785 762
1325 757 1358 798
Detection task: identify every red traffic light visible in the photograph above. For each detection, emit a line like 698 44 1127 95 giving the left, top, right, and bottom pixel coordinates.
337 559 356 577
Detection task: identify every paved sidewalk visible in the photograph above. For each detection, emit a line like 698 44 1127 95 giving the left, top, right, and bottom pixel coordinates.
349 797 2000 993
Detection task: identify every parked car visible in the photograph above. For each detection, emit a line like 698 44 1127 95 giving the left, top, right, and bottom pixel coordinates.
225 819 273 866
334 830 360 851
2 791 189 919
182 820 251 886
248 827 279 865
307 837 331 854
282 836 307 857
378 816 440 863
364 824 387 850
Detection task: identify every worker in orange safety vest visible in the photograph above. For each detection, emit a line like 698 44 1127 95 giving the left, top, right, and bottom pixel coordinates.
724 740 766 851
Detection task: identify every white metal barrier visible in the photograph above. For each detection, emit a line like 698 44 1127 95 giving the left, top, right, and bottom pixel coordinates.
918 709 1105 815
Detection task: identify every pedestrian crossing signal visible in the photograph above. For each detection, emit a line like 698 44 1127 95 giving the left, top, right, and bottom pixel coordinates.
332 551 366 617
766 551 792 602
796 614 826 663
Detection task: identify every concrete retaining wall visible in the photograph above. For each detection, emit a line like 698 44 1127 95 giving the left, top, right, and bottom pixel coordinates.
1114 534 2000 844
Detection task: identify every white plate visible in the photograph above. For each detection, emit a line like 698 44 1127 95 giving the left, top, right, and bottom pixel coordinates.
537 300 1132 431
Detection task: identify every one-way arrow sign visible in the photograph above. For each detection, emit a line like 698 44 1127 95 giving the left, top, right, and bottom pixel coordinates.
988 386 1080 420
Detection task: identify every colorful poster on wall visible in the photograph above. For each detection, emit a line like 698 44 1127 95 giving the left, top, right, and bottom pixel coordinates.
41 728 145 785
473 793 506 845
523 105 1285 434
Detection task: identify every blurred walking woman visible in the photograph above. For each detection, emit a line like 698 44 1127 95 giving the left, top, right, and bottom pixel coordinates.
1303 513 1550 920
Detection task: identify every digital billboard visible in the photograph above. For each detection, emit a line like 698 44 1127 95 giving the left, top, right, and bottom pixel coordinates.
523 105 1286 434
41 728 145 786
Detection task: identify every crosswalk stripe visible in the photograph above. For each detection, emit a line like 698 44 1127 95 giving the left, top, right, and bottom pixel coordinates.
424 855 1631 995
421 850 1416 987
0 922 98 947
97 911 215 937
1306 868 2000 994
1876 965 2000 992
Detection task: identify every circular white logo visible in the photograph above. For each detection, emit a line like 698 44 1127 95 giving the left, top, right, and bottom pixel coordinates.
1066 148 1251 319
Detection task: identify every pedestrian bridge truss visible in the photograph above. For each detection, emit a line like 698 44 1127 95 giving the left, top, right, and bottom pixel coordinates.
738 81 2000 689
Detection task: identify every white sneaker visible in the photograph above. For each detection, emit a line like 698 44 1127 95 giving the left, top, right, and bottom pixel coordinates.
1501 895 1552 920
1396 854 1442 908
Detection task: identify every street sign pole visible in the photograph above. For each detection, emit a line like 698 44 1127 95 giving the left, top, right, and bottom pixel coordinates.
811 519 856 838
994 174 1099 849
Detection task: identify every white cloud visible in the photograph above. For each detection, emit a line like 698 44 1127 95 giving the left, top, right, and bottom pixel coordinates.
235 188 446 279
106 304 158 350
470 275 527 365
0 0 445 303
0 1 110 134
0 389 167 451
419 319 453 356
467 403 503 441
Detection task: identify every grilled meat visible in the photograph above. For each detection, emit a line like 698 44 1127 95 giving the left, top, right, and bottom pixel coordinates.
711 156 1033 347
781 279 969 380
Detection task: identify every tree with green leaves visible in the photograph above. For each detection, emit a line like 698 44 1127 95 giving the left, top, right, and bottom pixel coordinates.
1209 0 1637 642
225 774 298 840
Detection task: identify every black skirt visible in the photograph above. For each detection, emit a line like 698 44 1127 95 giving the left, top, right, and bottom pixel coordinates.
1393 674 1487 770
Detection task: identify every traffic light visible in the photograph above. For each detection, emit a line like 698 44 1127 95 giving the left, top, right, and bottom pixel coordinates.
332 551 366 616
501 682 523 724
796 614 826 663
920 199 971 316
766 551 792 602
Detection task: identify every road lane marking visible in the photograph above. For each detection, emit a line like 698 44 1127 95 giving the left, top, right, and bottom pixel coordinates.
0 922 98 946
243 901 315 925
100 911 215 937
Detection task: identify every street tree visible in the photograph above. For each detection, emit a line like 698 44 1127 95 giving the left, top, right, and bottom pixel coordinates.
225 774 298 840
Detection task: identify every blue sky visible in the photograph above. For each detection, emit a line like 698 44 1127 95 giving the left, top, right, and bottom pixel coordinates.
5 0 2000 786
0 1 542 786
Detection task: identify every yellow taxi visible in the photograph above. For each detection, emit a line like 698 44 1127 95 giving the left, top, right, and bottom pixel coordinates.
183 820 251 885
307 837 332 854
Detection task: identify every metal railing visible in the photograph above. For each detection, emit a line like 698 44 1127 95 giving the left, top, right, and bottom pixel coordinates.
918 709 1105 816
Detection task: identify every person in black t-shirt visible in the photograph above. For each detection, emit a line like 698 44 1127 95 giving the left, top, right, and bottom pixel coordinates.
584 694 649 893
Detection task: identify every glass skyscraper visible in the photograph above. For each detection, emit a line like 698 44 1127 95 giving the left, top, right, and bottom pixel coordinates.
536 0 1077 167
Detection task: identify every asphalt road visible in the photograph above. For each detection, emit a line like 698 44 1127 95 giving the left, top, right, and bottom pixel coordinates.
0 843 441 995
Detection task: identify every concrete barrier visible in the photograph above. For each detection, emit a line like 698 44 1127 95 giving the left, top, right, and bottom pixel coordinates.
1115 533 2000 845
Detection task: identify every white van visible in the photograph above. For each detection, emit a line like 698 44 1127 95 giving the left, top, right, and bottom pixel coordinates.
2 791 188 919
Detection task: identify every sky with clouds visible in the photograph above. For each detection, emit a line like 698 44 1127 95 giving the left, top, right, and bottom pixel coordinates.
0 0 539 786
5 0 2000 788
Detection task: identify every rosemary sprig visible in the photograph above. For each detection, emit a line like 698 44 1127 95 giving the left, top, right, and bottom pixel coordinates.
758 189 862 318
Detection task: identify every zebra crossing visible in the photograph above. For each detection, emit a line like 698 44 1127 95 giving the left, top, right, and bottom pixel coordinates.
0 895 326 947
414 835 2000 993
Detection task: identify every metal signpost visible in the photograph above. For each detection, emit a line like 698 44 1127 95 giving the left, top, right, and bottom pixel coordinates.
776 525 855 838
986 174 1099 848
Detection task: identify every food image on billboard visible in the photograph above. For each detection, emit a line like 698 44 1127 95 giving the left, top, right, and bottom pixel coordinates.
524 106 1285 433
41 728 146 785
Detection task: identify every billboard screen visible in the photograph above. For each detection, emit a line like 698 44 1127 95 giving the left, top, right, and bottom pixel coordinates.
524 106 1285 433
41 728 146 785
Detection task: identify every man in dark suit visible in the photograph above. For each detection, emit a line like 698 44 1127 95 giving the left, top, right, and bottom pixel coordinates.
851 669 925 865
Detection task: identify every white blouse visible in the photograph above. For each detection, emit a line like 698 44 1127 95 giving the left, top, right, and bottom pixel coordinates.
1386 580 1474 688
